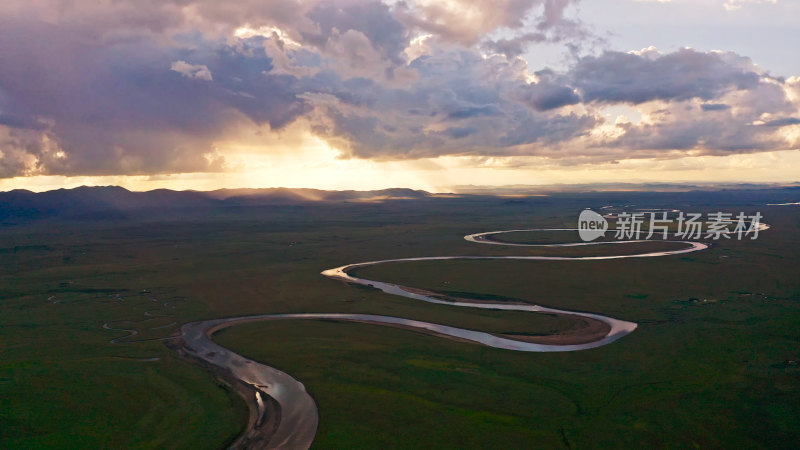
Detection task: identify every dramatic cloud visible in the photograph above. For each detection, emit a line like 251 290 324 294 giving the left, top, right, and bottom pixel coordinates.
302 48 597 159
517 69 581 111
0 0 797 178
571 48 763 105
394 0 583 46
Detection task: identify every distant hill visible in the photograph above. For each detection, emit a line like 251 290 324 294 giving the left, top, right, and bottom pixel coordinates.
208 187 430 203
3 184 798 223
0 186 431 221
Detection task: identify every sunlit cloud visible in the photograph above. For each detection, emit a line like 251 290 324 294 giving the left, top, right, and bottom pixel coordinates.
0 0 797 190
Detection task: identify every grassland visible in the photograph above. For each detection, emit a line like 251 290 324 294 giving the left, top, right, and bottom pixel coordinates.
1 194 799 448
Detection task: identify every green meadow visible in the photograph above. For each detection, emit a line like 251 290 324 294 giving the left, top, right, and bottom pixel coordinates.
1 196 798 448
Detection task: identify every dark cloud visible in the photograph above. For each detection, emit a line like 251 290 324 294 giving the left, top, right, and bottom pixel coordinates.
0 0 797 177
0 113 48 130
0 17 309 176
701 103 731 111
573 48 761 104
516 71 581 111
304 1 408 63
480 0 591 57
593 98 797 157
303 45 596 159
483 32 548 57
447 105 505 120
762 117 800 127
442 126 477 139
609 120 772 153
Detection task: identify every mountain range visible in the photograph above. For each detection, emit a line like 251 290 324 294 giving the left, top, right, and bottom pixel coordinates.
0 186 431 221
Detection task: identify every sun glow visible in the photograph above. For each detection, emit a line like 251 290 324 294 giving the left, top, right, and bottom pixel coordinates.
3 146 800 193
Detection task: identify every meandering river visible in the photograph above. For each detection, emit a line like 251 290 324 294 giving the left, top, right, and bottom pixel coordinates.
176 228 713 449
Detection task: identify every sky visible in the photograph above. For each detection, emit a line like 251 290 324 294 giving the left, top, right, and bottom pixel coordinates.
0 0 798 192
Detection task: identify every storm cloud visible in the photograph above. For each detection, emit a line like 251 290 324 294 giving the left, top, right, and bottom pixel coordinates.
572 48 761 104
0 0 798 177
